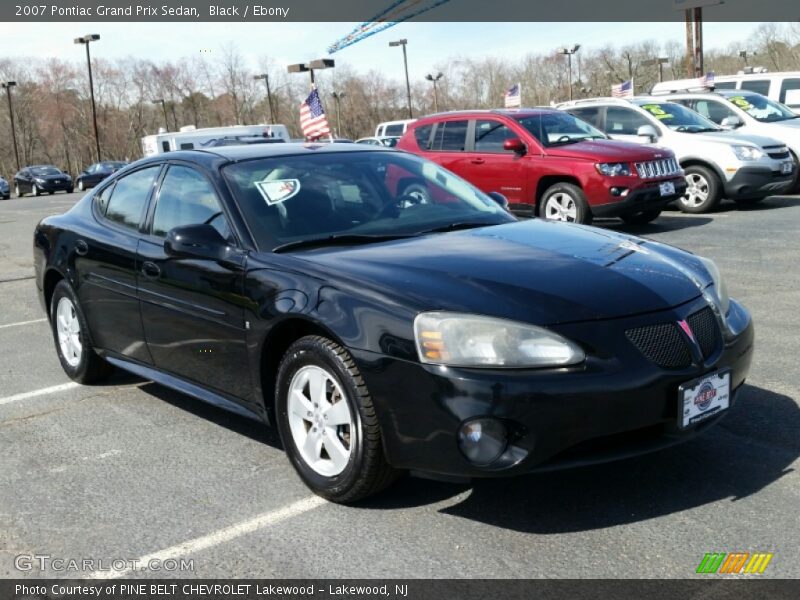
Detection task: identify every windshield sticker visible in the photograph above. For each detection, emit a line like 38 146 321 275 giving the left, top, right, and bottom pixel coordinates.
641 104 674 120
255 179 300 205
728 96 754 111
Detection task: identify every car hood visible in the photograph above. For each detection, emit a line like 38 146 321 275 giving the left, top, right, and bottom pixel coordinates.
696 129 787 148
34 173 69 180
293 220 708 325
544 139 673 162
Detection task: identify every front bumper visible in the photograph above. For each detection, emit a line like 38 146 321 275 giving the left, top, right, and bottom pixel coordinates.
36 180 73 192
353 296 754 479
723 165 794 199
591 176 687 217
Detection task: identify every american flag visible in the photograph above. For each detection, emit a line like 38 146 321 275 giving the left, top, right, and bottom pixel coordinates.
611 79 634 98
504 83 521 108
299 87 331 140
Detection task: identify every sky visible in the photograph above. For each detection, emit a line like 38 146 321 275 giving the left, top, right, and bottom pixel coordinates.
0 21 764 82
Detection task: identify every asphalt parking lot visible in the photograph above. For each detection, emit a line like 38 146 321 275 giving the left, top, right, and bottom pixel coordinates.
0 191 798 579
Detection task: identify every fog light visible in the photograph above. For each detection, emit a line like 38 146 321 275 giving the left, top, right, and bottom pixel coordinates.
457 418 507 466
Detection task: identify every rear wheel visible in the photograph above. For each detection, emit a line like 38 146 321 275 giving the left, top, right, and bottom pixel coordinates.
399 182 431 204
679 165 722 213
77 179 85 192
620 210 661 225
276 336 398 503
540 183 592 225
15 184 22 198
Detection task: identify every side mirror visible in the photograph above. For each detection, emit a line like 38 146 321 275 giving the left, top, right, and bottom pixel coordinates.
637 125 659 143
487 191 509 210
164 224 229 261
503 138 527 155
720 115 742 129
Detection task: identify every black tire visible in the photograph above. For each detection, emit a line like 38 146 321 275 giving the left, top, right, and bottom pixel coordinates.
275 335 398 503
50 279 113 384
66 188 73 194
620 210 661 225
32 184 40 197
14 184 22 198
77 180 85 192
679 165 722 213
400 182 431 204
789 151 800 194
539 182 593 225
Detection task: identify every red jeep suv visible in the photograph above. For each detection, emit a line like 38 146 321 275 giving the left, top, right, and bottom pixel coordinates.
397 109 687 225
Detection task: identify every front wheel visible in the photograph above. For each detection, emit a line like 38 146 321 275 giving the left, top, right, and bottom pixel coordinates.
679 165 722 213
14 184 22 198
620 210 661 225
540 182 592 225
32 184 40 197
276 336 398 503
50 280 113 384
77 180 85 191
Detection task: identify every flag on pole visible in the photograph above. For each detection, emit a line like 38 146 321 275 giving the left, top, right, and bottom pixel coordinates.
611 79 634 98
504 83 521 108
299 87 331 140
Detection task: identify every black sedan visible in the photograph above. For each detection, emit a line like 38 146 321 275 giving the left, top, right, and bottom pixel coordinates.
76 161 129 191
33 144 754 503
14 165 73 196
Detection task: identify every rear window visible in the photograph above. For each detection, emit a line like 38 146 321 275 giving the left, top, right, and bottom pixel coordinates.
384 124 405 136
413 124 434 150
779 78 800 108
430 120 468 152
103 166 160 230
740 80 771 96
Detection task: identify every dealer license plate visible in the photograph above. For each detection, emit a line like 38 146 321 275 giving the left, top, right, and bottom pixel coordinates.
659 181 675 196
679 370 730 428
781 161 793 174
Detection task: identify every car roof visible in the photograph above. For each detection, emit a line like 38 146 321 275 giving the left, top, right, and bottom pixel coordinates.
141 143 394 166
416 108 560 121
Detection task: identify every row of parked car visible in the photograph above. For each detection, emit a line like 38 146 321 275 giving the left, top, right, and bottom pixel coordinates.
0 161 129 199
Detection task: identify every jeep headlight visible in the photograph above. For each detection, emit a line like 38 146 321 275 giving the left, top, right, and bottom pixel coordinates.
731 145 764 161
697 256 730 317
414 312 585 368
595 162 632 177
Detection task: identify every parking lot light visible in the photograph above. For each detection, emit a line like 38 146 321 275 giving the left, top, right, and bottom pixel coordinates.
152 98 168 131
288 59 335 86
253 74 275 124
389 39 413 119
1 81 20 171
425 73 444 113
74 34 101 161
558 44 581 101
643 57 670 82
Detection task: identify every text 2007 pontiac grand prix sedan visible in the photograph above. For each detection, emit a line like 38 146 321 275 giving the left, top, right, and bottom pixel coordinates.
33 144 753 502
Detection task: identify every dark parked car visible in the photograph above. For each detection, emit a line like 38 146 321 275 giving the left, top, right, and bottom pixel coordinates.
0 176 10 200
14 165 73 197
76 161 129 191
34 144 753 503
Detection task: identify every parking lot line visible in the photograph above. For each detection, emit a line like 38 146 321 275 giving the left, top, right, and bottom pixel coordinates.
89 495 327 579
0 318 47 330
0 382 80 406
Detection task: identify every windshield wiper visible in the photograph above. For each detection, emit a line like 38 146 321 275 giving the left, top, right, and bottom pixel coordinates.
414 221 500 235
273 233 413 253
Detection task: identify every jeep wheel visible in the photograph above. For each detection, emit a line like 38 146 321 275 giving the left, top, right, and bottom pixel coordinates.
540 183 592 225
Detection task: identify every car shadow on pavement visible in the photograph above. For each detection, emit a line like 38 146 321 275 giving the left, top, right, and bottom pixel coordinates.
363 384 798 532
606 214 713 234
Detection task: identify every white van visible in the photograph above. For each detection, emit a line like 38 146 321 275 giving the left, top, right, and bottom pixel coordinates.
141 124 291 157
374 119 416 138
652 71 800 114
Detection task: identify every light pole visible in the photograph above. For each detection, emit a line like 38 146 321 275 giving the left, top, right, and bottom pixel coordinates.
425 72 443 113
558 44 581 101
389 39 412 119
331 91 346 137
153 98 169 130
253 74 275 123
287 59 335 86
739 50 755 66
74 34 101 161
643 57 670 82
1 81 20 171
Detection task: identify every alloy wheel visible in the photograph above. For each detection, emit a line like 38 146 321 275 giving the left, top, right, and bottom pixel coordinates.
683 173 709 208
544 193 577 222
56 297 82 367
287 365 354 477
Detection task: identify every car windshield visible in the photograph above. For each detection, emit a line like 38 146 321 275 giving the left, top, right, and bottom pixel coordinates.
725 93 798 122
31 166 62 176
222 151 515 251
101 162 127 169
516 112 607 146
637 102 721 132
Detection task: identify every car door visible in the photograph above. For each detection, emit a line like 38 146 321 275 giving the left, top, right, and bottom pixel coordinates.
75 164 162 364
17 169 32 194
465 118 529 204
427 119 472 179
604 106 654 144
136 162 253 403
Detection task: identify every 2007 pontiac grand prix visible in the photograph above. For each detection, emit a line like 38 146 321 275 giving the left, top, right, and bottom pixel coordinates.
33 144 753 502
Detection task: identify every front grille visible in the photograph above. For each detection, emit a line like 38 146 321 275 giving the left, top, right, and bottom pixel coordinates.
634 157 681 179
764 145 790 160
687 306 720 358
626 322 691 368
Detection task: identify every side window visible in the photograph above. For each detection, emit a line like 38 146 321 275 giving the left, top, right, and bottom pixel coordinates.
95 183 115 215
161 141 170 152
713 81 737 90
570 107 602 128
104 166 160 230
473 119 515 153
779 78 800 108
179 143 194 150
384 124 404 136
740 80 770 96
694 99 736 124
152 165 231 241
606 107 651 135
413 124 434 150
431 120 468 151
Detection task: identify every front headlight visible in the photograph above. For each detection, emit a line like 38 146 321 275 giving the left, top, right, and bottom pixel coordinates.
697 256 730 317
595 162 632 177
414 312 585 368
34 177 46 183
731 145 764 161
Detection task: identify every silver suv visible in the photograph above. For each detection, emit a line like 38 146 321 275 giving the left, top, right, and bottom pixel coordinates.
558 97 794 213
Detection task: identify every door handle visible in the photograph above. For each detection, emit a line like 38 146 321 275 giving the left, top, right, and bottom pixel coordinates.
74 240 89 256
470 158 485 165
141 261 161 279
